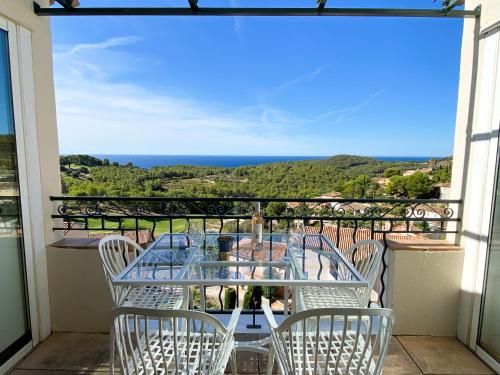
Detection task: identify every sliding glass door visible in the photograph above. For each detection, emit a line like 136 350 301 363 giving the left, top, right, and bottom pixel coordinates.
0 27 31 366
478 148 500 363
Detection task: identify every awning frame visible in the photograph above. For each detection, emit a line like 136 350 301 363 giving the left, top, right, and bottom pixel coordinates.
34 1 480 18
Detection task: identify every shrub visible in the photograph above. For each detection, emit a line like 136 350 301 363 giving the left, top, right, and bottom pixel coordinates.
243 286 263 309
384 167 403 178
262 269 281 302
224 288 237 309
191 287 220 310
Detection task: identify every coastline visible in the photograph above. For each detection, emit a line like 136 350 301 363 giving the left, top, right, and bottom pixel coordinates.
89 154 440 169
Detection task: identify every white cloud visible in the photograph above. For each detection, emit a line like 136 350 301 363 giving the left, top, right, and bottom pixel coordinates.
230 0 243 44
299 88 387 126
64 36 141 55
259 65 328 103
54 37 330 155
276 65 328 92
53 37 386 156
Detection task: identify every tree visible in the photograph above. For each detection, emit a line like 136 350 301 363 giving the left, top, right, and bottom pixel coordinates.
384 167 403 178
60 154 102 168
431 167 452 184
405 172 433 198
342 175 379 198
385 172 433 198
385 175 408 197
265 202 288 217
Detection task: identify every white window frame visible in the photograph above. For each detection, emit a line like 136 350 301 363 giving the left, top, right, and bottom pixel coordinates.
470 27 500 372
458 25 500 373
0 16 47 374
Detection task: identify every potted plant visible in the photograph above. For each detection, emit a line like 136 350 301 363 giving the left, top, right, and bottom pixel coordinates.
217 235 234 252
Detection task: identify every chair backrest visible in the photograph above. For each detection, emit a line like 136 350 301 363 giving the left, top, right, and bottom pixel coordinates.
345 239 384 305
98 235 144 306
113 307 236 375
266 306 394 375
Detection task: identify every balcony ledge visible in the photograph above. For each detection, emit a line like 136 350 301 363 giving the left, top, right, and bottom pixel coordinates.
49 238 99 249
387 238 462 252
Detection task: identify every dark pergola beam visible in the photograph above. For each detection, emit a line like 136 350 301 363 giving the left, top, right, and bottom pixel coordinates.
441 0 465 13
33 5 479 18
317 0 327 11
52 0 73 9
187 0 198 11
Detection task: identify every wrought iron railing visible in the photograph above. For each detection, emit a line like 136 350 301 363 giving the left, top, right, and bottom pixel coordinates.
50 196 461 310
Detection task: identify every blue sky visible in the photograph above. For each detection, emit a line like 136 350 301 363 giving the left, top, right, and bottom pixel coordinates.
51 0 464 156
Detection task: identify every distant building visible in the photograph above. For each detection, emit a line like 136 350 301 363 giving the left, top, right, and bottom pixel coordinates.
314 191 342 199
403 168 432 176
332 202 371 215
286 201 302 209
373 177 389 187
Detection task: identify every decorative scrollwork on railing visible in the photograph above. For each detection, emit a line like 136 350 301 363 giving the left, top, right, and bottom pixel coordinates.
52 197 457 220
278 200 455 221
57 200 151 217
54 198 260 218
50 196 461 312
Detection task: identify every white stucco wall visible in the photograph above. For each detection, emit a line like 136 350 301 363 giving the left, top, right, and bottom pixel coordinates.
47 246 113 333
385 240 464 336
0 0 61 343
0 0 498 366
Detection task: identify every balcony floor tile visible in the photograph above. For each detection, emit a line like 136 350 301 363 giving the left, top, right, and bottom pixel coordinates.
9 333 494 375
15 333 108 372
383 337 424 375
397 336 494 375
9 371 93 375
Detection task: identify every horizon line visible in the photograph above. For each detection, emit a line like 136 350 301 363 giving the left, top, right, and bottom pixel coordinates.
61 153 450 158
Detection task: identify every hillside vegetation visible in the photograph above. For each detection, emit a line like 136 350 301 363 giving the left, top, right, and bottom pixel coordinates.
59 154 452 199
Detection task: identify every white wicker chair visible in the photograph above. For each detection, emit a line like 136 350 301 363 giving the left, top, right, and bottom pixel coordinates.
299 240 384 310
99 235 190 374
98 235 187 310
113 307 241 375
263 305 394 375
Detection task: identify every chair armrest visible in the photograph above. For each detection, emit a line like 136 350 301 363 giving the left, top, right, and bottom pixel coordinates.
226 308 242 333
262 304 279 329
295 287 306 312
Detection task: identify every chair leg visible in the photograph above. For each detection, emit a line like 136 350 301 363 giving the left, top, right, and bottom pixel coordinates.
109 327 115 375
230 349 238 375
266 350 274 375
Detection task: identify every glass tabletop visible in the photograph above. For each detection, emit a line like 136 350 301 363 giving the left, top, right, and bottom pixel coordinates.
115 233 367 287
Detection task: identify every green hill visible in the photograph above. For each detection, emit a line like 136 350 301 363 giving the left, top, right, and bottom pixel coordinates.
59 154 449 199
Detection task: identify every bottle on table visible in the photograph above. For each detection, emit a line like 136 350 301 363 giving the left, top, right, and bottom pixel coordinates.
251 210 264 251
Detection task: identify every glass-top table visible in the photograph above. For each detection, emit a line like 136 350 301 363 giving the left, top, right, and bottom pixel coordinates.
114 233 367 288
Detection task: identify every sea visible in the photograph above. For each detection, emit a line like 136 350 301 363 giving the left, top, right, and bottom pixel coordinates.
92 154 436 169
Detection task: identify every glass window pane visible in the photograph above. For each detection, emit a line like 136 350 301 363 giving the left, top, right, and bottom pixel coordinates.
0 28 31 365
479 155 500 361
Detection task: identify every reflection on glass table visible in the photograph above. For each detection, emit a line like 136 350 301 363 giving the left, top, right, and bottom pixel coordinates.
114 233 367 288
